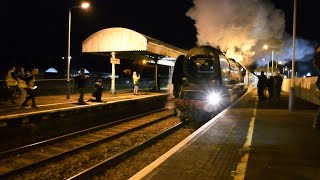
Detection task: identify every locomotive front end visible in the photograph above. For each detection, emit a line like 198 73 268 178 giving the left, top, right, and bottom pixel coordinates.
183 46 222 85
173 46 230 124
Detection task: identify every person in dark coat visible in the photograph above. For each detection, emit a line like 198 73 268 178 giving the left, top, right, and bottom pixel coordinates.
313 47 320 90
172 55 185 98
273 73 283 101
257 71 267 101
312 47 320 129
16 67 27 106
75 68 89 105
87 79 103 102
267 76 274 100
21 69 39 108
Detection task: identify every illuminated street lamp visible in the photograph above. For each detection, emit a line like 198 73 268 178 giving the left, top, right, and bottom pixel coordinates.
262 58 269 77
66 2 90 99
288 69 292 78
263 44 274 77
283 66 287 74
142 60 148 65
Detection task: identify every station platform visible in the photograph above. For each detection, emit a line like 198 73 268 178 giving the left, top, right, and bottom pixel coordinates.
0 90 169 153
0 91 167 124
130 88 320 179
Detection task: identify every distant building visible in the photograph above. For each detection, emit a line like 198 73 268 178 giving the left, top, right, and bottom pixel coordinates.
45 67 60 79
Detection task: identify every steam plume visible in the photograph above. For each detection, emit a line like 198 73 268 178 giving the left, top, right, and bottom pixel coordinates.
187 0 316 68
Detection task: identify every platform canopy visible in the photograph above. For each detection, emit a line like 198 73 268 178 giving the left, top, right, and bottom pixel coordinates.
82 27 187 60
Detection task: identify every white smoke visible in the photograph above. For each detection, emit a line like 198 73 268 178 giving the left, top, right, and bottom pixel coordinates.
187 0 315 68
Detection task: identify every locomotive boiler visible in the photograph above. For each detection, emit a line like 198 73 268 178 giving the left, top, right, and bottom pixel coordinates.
172 45 253 124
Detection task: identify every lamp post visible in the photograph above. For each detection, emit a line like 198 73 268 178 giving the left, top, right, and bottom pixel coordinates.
288 69 291 78
289 0 297 111
66 2 90 99
263 44 274 77
262 58 269 77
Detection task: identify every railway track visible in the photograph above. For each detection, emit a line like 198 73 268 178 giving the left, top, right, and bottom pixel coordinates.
68 121 183 179
0 108 168 158
0 109 184 179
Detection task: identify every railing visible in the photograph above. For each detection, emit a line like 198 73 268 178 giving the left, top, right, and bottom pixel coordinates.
282 76 320 105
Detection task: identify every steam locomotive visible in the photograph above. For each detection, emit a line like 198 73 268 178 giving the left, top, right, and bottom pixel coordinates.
172 45 256 124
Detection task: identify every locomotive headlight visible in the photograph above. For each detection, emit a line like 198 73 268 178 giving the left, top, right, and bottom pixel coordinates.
208 92 222 105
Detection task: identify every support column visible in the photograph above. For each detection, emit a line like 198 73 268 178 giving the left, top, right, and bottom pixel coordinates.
271 50 274 76
154 58 159 92
111 52 116 95
267 63 269 78
168 66 174 97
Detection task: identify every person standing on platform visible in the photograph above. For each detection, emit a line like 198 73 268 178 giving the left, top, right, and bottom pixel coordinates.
257 71 267 101
21 69 39 108
16 67 28 107
273 73 283 101
313 47 320 90
267 75 274 100
5 66 18 103
6 66 18 87
312 47 320 129
87 79 104 102
76 68 89 105
172 55 184 98
132 71 140 95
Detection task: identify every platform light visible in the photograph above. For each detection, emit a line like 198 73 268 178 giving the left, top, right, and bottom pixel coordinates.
142 60 147 64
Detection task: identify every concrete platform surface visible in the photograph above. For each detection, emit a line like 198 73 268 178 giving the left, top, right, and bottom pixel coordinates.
130 88 320 180
0 91 167 121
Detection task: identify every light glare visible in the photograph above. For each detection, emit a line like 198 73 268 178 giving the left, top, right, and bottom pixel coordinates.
263 44 269 50
81 2 90 9
208 92 221 105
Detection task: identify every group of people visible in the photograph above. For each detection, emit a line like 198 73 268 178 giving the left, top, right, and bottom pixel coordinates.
75 69 141 105
5 67 141 107
5 66 39 109
257 71 283 101
75 68 103 105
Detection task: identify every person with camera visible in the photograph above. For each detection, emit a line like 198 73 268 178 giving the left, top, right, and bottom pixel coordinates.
76 68 90 105
21 69 39 109
132 71 140 95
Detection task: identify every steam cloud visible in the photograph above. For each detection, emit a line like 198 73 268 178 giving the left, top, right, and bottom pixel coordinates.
187 0 316 68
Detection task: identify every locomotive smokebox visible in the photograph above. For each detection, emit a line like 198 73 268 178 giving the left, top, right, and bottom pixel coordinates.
182 46 222 85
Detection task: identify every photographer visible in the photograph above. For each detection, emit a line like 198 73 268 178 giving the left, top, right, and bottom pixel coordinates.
132 71 140 95
75 68 90 105
21 69 39 109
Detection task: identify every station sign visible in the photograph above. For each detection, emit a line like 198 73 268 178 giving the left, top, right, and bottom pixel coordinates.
110 57 120 64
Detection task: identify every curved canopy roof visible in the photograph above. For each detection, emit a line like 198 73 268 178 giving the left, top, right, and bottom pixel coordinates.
82 27 187 59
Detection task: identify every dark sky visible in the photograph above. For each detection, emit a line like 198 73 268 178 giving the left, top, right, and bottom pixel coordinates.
1 0 319 74
273 0 320 42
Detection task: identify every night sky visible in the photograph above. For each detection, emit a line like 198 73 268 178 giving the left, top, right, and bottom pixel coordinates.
1 0 319 76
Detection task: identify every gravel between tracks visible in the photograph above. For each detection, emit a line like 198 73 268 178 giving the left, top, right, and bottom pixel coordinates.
94 126 194 180
11 116 194 179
